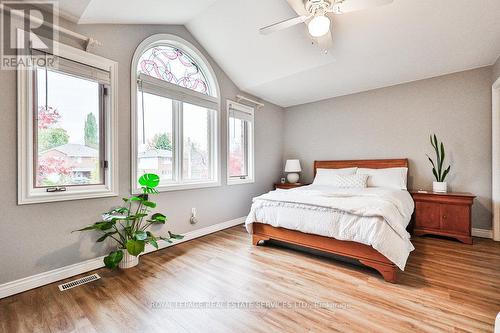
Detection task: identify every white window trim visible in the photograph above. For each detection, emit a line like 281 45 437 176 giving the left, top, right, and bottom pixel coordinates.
131 34 221 193
227 100 255 186
17 35 119 205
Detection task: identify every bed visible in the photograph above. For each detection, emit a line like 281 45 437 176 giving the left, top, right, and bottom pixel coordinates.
245 159 414 283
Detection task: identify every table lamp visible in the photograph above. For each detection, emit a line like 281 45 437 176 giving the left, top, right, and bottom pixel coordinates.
285 159 302 184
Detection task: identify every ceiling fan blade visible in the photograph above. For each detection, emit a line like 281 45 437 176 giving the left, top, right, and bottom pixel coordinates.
332 0 393 14
286 0 309 16
259 15 309 35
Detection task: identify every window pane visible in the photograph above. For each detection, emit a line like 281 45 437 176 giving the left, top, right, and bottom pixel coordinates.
183 103 211 181
35 68 102 187
138 46 212 96
137 92 174 183
229 117 248 177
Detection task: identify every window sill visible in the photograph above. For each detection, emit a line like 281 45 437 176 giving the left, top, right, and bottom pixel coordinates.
18 187 119 205
227 178 255 186
133 180 221 194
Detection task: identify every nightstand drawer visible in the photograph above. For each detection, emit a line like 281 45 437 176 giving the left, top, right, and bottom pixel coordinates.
415 201 440 229
440 204 470 234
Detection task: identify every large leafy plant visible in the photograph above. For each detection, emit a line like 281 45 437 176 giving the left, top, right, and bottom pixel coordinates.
75 173 183 268
426 134 451 182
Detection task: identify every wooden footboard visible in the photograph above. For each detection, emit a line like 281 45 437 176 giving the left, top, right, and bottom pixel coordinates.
252 223 398 283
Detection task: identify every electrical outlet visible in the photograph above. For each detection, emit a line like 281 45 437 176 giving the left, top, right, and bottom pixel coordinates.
190 208 198 225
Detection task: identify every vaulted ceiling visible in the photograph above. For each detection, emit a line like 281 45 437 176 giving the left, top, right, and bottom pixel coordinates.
57 0 500 107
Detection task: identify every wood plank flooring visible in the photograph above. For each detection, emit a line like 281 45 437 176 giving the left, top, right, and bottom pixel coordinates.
1 225 499 333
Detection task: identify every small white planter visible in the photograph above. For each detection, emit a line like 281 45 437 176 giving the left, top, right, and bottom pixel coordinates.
118 249 139 269
433 181 447 193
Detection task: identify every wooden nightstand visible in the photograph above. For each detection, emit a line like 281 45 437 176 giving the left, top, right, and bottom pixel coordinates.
274 183 309 190
410 190 475 244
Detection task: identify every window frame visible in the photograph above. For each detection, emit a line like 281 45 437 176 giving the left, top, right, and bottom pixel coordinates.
131 34 221 193
17 37 119 205
226 100 255 185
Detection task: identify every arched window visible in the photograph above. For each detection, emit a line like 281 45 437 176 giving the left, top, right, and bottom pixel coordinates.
131 34 220 192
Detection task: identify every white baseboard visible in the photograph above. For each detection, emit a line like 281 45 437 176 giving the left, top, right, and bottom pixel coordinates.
0 217 245 299
472 228 493 239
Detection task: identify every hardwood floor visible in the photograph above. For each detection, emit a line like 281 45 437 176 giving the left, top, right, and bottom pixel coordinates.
1 225 499 333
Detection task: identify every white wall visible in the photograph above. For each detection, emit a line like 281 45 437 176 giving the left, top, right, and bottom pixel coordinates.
284 67 493 229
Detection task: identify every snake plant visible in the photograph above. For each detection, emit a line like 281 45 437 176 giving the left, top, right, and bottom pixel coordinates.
426 134 451 182
74 173 183 268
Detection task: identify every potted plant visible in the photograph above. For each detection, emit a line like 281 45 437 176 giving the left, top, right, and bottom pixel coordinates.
426 134 451 193
74 173 183 269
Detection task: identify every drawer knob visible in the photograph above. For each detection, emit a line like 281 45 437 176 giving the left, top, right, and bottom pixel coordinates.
443 215 447 219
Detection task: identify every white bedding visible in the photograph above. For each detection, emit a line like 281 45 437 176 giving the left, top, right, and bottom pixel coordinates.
245 185 415 270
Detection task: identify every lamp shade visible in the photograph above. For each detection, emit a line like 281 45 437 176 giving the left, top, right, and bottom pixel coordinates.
284 159 302 172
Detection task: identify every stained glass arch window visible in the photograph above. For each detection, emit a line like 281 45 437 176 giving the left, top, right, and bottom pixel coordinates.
138 45 213 96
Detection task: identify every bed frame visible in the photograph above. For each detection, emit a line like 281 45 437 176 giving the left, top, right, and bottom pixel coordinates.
252 158 409 283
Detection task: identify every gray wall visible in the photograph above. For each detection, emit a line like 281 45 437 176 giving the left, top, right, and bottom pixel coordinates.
284 67 493 229
494 56 500 83
0 21 284 284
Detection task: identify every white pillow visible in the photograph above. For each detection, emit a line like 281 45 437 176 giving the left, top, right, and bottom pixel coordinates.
313 167 358 185
328 174 368 188
357 167 408 190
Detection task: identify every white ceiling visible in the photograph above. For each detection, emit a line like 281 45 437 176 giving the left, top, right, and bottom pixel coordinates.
58 0 500 107
56 0 218 24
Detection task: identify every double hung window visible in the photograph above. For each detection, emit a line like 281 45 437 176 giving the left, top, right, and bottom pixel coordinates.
227 101 254 185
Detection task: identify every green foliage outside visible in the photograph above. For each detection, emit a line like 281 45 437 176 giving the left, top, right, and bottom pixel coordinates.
38 128 69 151
150 133 172 151
84 113 99 149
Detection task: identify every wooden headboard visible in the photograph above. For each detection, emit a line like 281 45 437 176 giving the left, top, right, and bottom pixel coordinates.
313 159 409 176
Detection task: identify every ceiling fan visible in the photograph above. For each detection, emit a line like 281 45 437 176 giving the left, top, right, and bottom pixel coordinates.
260 0 393 51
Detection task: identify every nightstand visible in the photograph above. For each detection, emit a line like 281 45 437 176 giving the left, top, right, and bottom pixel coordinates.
410 190 475 244
274 183 309 190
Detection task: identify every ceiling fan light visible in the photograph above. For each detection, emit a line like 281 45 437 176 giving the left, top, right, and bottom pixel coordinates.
308 15 330 37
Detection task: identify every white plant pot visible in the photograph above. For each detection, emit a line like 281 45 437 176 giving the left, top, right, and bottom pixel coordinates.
118 249 139 269
433 181 447 193
287 173 300 184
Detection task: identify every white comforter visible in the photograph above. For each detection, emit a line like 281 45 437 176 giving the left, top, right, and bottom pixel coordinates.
245 185 415 270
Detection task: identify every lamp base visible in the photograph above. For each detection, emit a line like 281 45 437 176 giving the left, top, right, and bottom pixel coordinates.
287 173 300 184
